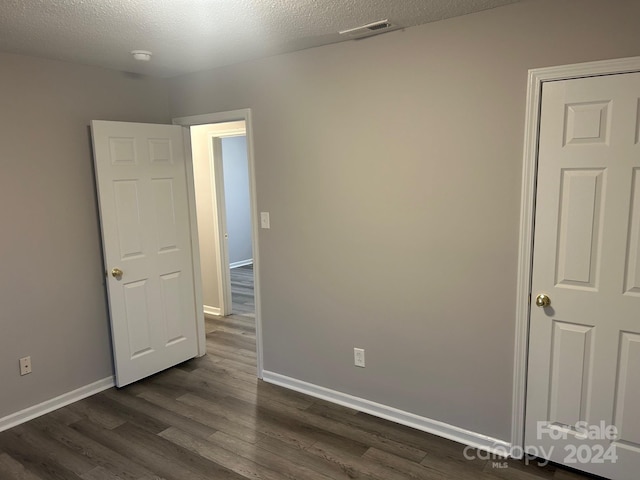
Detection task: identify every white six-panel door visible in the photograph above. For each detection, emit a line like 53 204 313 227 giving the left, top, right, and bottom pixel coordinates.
92 121 198 387
525 73 640 479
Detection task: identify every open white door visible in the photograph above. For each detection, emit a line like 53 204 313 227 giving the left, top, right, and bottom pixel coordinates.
525 73 640 479
91 120 199 387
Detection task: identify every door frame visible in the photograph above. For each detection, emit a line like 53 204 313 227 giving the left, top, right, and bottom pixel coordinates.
175 109 264 378
511 56 640 453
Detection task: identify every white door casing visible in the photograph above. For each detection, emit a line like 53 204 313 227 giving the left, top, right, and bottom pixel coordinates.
512 56 640 451
524 72 640 479
92 120 199 387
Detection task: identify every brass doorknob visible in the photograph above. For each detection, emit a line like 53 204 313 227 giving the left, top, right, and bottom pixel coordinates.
111 268 123 279
535 294 551 308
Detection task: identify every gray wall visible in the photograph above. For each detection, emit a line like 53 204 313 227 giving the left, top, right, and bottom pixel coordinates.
221 136 252 266
0 52 170 419
169 0 640 441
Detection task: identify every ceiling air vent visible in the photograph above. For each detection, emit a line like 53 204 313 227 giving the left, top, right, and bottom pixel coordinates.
339 20 399 39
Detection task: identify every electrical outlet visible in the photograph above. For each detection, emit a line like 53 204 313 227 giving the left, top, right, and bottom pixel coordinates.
354 348 365 368
19 356 32 376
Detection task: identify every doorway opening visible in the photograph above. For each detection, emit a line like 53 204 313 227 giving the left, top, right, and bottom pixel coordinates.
174 109 263 376
219 133 255 318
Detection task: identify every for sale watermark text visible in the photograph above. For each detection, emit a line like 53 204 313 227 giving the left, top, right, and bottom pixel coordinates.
463 421 619 468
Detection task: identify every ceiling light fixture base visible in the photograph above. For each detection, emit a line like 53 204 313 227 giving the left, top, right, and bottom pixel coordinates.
131 50 152 61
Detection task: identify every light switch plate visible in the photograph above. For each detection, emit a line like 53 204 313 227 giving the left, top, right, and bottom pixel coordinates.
260 212 270 229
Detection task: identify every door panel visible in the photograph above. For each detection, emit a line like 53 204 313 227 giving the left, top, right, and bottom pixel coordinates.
526 72 640 480
614 332 640 446
548 320 594 427
123 279 152 357
114 180 144 257
556 168 605 289
624 169 640 295
92 121 198 387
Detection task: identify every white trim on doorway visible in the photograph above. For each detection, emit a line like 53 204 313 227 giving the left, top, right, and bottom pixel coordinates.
203 305 222 316
181 127 207 358
511 55 640 454
230 259 253 269
173 109 264 379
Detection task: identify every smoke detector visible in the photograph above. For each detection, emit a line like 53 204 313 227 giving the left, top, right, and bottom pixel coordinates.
339 20 399 39
131 50 152 61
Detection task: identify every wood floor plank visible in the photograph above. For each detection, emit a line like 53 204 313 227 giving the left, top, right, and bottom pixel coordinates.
362 447 452 480
213 394 372 457
80 466 126 480
0 453 45 480
137 366 228 403
187 365 315 410
114 422 245 480
29 416 158 480
11 423 96 476
177 392 319 450
229 265 255 316
84 392 169 435
205 323 257 338
207 354 260 375
205 339 257 366
100 388 217 440
43 407 83 426
254 433 372 480
206 338 257 360
304 440 414 480
209 330 256 351
0 429 85 480
187 354 259 383
217 391 429 463
206 315 254 333
65 398 126 430
420 448 503 479
135 389 264 445
308 402 478 461
553 468 598 479
71 419 233 480
482 458 557 480
160 426 292 480
207 430 336 480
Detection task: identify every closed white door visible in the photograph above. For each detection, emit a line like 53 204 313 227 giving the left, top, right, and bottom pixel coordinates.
92 121 198 387
525 73 640 479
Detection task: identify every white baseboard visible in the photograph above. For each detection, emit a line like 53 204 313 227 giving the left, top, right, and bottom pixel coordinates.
203 305 221 316
229 259 253 269
262 371 511 456
0 376 115 433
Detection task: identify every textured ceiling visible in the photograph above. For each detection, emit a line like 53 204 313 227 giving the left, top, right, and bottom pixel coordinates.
0 0 524 78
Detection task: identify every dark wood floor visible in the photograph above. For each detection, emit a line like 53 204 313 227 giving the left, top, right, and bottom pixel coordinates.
230 264 255 317
0 267 598 479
